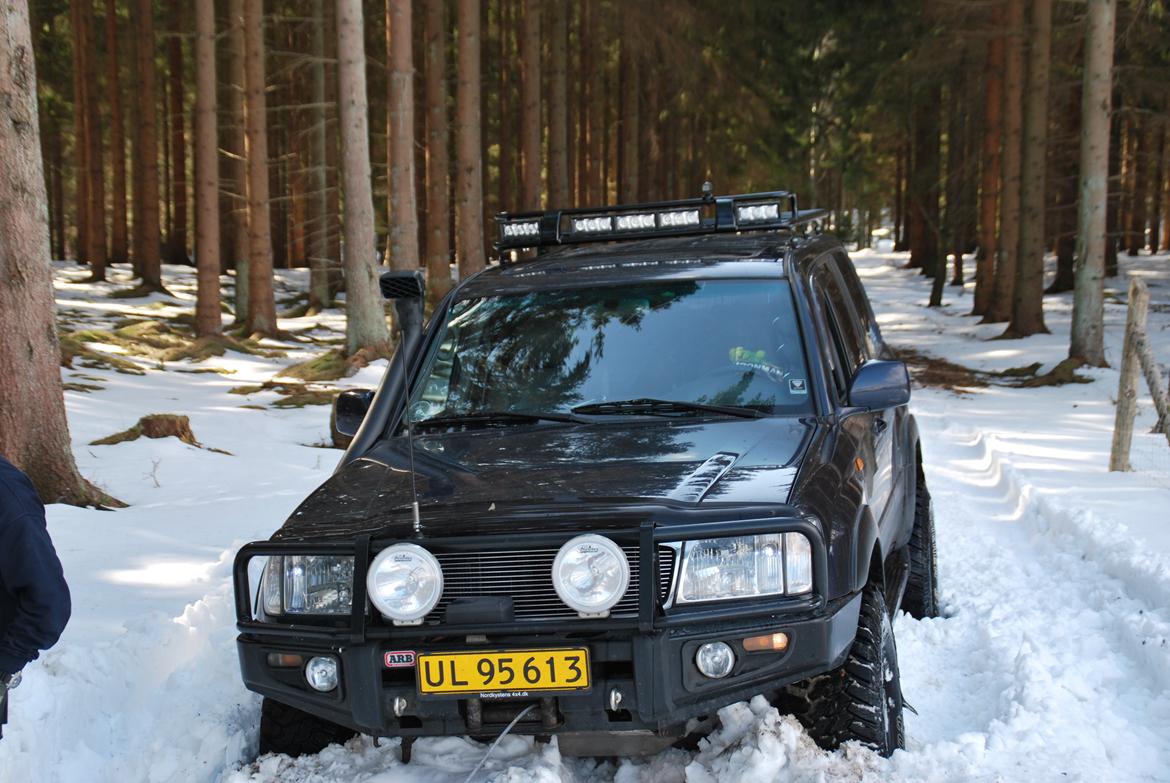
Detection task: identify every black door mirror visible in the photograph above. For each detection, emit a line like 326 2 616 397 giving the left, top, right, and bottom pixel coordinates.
331 389 375 448
847 360 911 411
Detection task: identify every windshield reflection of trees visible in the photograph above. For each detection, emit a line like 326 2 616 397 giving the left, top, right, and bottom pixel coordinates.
444 282 699 415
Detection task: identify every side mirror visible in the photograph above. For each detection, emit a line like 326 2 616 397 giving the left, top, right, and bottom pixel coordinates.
331 389 375 449
847 360 911 411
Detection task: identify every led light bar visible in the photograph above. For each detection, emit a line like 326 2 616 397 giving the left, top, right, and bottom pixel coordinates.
501 219 540 238
659 209 701 227
494 188 822 257
615 213 656 231
736 203 781 224
572 216 614 233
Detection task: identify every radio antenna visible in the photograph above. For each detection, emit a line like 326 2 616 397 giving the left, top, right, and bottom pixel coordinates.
398 319 421 534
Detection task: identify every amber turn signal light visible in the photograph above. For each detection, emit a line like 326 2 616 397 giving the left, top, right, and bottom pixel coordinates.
266 653 305 668
743 632 789 653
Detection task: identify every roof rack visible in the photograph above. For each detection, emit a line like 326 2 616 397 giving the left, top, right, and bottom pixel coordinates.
493 184 827 262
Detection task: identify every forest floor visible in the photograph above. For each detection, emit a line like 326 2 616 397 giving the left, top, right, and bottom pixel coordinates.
1 247 1169 783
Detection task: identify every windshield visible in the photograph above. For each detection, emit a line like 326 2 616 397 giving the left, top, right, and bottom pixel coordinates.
408 279 814 421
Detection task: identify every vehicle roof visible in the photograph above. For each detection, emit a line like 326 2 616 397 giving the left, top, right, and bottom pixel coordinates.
456 232 843 297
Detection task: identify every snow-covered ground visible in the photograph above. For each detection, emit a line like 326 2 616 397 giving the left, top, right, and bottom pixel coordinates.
1 249 1168 783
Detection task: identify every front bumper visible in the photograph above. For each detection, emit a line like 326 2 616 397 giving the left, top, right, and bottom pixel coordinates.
234 511 858 741
236 590 861 739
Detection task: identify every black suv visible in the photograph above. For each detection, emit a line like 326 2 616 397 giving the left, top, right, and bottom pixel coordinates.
232 189 938 761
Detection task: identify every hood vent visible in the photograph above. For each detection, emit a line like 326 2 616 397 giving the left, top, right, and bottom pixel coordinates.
667 452 739 503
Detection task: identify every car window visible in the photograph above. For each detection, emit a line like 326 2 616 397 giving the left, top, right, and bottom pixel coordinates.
812 261 865 371
833 252 881 358
816 291 850 400
408 279 817 419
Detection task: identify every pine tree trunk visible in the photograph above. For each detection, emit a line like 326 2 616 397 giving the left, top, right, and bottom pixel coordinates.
1161 120 1170 252
1126 115 1148 256
307 0 333 311
1150 120 1164 253
1106 112 1120 276
893 144 905 250
0 3 115 507
71 2 88 265
985 0 1025 323
455 0 486 276
1006 0 1052 337
945 70 966 286
167 28 188 264
547 1 569 209
974 11 1004 314
77 0 107 279
618 34 639 203
576 0 592 205
336 0 391 355
423 0 452 307
587 0 604 204
1046 81 1080 295
386 0 420 272
162 75 172 243
133 0 163 290
194 0 221 337
518 0 541 209
912 86 944 306
226 0 250 321
242 0 276 335
105 0 128 263
497 0 514 214
1069 0 1115 367
324 1 342 290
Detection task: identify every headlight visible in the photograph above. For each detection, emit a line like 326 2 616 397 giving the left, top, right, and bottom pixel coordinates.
552 534 630 618
367 543 443 625
261 555 354 616
675 532 812 604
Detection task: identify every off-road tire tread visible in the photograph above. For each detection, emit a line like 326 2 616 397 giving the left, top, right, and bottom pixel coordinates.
258 697 357 757
789 584 905 755
902 464 939 619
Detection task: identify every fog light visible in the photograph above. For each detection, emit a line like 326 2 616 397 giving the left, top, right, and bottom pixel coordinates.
743 632 789 653
305 656 339 692
695 642 735 679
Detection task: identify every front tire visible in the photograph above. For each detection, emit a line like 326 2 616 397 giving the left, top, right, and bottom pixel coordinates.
258 697 357 757
902 463 939 619
788 582 905 756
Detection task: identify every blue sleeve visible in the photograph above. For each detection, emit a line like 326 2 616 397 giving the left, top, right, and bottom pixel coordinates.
0 514 71 675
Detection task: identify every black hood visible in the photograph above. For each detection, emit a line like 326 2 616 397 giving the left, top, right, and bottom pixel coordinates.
276 418 814 541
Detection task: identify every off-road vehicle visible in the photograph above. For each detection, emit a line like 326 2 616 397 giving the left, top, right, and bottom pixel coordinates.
232 188 939 760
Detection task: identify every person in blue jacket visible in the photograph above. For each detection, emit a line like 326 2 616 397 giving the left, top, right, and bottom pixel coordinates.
0 454 71 740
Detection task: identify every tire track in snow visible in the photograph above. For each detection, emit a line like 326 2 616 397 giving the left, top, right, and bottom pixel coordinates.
892 404 1170 782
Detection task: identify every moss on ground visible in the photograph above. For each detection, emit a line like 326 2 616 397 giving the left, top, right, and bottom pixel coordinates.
228 380 337 408
59 320 285 372
279 349 353 381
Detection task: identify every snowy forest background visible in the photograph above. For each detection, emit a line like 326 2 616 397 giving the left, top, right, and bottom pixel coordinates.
0 0 1169 781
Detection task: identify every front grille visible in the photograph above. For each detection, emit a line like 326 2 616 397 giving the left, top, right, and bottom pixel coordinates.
425 545 676 623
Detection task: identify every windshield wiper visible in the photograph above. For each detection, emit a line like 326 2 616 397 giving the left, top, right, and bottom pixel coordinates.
571 398 764 419
412 410 582 430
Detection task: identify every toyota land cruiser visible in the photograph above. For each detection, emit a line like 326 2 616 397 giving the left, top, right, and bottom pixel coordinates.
231 188 939 761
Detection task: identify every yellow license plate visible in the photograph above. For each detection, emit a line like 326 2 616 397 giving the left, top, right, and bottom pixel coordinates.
417 648 590 696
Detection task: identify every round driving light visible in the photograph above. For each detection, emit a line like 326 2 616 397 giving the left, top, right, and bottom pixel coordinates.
552 534 630 617
305 656 339 692
695 642 735 679
367 543 443 625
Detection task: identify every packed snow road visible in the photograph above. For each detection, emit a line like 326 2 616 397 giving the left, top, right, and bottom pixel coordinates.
1 251 1168 782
